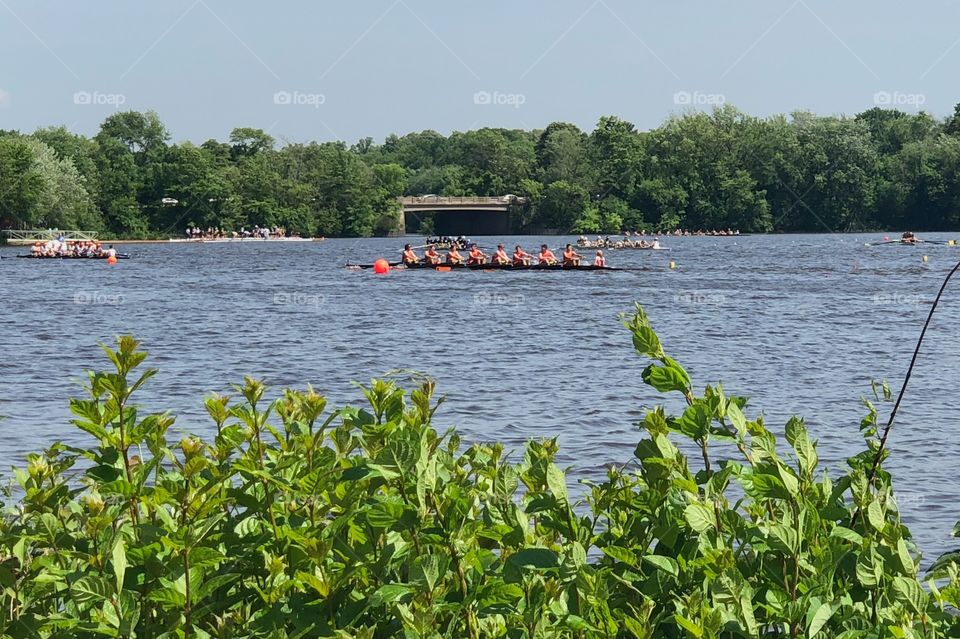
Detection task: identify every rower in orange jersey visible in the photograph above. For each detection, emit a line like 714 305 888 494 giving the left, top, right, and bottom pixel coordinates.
424 244 441 265
562 244 583 266
467 243 488 265
513 245 533 266
402 243 420 266
593 250 606 268
491 243 510 265
446 245 465 264
538 244 558 265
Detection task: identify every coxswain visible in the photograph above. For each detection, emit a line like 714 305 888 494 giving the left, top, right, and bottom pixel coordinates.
467 243 488 265
513 245 533 266
562 244 582 266
105 245 117 259
424 244 441 265
651 237 661 249
446 245 465 264
594 250 606 268
491 243 510 265
538 244 557 265
402 243 420 265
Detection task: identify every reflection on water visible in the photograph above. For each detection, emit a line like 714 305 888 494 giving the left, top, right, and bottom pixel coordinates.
1 233 959 559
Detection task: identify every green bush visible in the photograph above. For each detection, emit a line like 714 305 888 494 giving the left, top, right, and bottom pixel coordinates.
2 307 960 638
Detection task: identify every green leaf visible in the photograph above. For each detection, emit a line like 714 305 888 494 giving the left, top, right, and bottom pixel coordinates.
684 502 714 533
369 583 413 607
71 575 112 605
632 325 663 358
674 613 703 638
806 600 833 638
601 546 638 567
726 402 747 437
866 500 884 531
856 552 879 588
642 358 691 394
507 548 560 570
642 554 679 577
896 538 915 575
112 537 127 592
546 463 569 504
891 576 926 613
830 526 863 545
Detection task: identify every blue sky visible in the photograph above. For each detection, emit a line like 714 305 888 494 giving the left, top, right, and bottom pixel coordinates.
1 0 957 144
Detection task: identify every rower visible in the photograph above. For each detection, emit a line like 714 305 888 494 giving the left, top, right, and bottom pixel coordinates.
902 231 917 244
446 245 464 264
513 245 533 266
562 244 583 266
491 243 509 265
402 243 420 265
467 243 488 265
593 250 606 268
424 244 441 265
538 244 558 265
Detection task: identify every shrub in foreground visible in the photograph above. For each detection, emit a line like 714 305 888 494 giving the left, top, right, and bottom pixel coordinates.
2 306 960 638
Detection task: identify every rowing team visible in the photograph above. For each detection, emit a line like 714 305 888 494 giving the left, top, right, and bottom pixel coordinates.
31 240 117 258
403 243 607 267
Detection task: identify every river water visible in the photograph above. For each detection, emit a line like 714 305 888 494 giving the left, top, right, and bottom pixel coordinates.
2 233 959 561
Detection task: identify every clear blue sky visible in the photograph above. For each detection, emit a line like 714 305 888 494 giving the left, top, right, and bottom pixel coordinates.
1 0 957 144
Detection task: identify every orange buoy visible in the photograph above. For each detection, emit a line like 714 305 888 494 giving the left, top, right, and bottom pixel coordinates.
107 255 118 265
436 266 451 272
373 258 389 274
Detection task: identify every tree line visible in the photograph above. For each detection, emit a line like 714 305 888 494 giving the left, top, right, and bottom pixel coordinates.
2 104 960 238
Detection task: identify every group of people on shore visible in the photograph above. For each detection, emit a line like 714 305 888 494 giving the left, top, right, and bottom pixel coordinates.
30 240 116 258
403 243 606 267
186 225 291 239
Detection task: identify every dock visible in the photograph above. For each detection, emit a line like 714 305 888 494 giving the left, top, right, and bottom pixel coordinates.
2 229 100 246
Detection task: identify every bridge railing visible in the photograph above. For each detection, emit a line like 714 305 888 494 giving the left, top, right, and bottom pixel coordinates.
2 229 100 244
399 195 525 205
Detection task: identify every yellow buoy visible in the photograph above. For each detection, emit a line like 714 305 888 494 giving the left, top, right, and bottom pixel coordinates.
922 255 929 263
669 260 677 269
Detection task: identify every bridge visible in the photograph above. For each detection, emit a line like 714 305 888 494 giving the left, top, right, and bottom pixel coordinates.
399 195 526 235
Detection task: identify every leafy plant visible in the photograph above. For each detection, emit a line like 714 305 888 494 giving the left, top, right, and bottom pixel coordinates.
1 309 959 638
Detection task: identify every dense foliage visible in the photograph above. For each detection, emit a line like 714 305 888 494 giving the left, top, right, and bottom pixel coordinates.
4 104 960 237
2 307 960 637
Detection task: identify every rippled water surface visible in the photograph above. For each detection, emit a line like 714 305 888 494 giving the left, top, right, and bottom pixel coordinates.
2 233 959 559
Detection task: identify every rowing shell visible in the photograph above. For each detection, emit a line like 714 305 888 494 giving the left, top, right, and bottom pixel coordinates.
348 262 619 271
864 239 957 247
